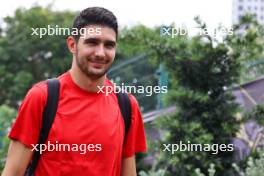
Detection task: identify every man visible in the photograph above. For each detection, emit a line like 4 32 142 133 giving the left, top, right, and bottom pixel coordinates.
2 7 147 176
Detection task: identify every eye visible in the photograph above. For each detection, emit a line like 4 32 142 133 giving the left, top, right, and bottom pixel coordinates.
87 41 97 46
105 42 116 49
84 38 99 46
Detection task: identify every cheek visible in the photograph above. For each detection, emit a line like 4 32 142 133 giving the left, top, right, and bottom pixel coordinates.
78 45 93 56
83 48 93 56
107 50 116 61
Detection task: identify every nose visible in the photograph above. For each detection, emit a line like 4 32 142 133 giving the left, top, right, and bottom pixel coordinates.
94 44 106 58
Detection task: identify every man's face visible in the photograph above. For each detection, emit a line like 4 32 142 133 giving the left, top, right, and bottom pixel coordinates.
75 25 116 79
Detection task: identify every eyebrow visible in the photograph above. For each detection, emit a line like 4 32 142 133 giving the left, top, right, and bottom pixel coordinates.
83 37 116 46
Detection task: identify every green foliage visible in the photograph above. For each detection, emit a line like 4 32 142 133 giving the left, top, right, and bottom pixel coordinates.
0 105 16 171
110 26 163 112
195 164 216 176
146 15 264 175
197 152 264 176
0 6 77 107
244 152 264 176
139 161 167 176
243 104 264 126
150 18 243 175
117 25 161 58
231 151 264 176
227 14 264 83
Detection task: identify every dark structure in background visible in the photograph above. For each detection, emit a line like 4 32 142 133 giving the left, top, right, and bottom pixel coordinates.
233 77 264 111
233 77 264 161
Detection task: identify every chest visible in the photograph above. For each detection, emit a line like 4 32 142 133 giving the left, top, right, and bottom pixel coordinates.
47 93 125 148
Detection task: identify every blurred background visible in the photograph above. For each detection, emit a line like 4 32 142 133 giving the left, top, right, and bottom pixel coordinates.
1 0 264 175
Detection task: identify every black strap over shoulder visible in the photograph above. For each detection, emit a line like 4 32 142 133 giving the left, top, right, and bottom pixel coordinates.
116 92 132 137
25 78 60 176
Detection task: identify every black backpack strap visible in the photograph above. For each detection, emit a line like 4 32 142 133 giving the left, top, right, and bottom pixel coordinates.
116 92 132 138
25 78 60 176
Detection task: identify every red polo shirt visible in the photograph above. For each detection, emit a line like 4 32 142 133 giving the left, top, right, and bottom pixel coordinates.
9 71 147 176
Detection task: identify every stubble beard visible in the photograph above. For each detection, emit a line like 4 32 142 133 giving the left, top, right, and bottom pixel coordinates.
75 49 112 80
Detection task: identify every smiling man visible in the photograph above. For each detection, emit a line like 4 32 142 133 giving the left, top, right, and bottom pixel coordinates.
1 7 147 176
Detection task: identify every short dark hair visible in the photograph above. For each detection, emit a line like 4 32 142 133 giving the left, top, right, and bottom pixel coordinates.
72 7 118 41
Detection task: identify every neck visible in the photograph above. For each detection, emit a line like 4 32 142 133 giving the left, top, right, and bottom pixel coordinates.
69 62 106 93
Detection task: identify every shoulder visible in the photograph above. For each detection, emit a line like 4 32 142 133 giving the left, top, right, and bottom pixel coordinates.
32 80 47 93
27 73 66 101
31 81 47 96
23 80 47 106
128 94 140 109
128 94 143 120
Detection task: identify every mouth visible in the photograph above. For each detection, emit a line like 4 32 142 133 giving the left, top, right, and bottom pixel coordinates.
89 60 106 69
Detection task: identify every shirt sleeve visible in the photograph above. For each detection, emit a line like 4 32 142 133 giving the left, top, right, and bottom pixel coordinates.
8 83 47 149
122 94 147 158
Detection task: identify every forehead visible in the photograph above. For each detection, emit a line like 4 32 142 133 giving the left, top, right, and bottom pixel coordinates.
79 24 116 42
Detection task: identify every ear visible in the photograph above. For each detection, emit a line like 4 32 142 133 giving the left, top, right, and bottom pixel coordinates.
67 36 77 54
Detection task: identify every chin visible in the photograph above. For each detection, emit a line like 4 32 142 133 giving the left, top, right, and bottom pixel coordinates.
86 69 107 78
91 68 106 74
